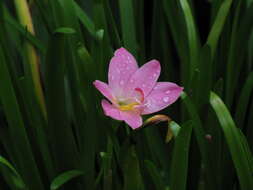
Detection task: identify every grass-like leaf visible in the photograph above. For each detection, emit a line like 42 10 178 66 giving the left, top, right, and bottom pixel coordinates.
50 170 84 190
170 121 192 190
0 156 26 189
210 91 253 189
118 0 138 56
0 45 44 190
144 160 166 190
235 72 253 128
206 0 232 58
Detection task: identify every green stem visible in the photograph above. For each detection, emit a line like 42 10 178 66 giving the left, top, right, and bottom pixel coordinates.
14 0 47 119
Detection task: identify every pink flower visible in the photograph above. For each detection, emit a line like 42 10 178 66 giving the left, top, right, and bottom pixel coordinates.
93 47 183 129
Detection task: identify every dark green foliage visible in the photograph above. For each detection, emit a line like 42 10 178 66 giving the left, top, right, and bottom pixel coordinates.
0 0 252 189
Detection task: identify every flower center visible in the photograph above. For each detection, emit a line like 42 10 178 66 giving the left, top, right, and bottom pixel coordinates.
118 101 140 111
116 88 145 111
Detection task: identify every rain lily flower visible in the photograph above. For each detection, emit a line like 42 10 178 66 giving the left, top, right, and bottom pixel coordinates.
93 48 183 129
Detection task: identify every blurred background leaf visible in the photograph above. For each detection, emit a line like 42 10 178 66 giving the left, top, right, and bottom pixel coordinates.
0 0 252 189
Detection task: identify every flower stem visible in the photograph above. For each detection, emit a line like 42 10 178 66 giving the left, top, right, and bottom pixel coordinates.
14 0 47 119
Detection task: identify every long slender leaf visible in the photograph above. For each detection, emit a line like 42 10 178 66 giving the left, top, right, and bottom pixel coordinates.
0 45 44 190
118 0 138 56
144 160 166 190
121 146 144 190
0 156 26 189
45 29 79 171
181 92 217 189
179 0 199 80
210 91 253 189
50 170 84 190
170 121 192 190
235 72 253 128
206 0 232 58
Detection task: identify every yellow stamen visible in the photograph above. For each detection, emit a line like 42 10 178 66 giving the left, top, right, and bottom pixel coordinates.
119 102 139 111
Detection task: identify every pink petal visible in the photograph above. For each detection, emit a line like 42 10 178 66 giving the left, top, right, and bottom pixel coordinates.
125 60 161 97
141 82 183 115
93 80 115 103
120 111 143 129
101 99 122 120
108 47 138 97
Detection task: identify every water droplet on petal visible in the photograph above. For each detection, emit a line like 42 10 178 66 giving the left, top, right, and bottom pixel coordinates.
153 73 157 78
120 80 124 85
130 79 134 83
165 90 171 94
142 84 146 87
163 97 169 103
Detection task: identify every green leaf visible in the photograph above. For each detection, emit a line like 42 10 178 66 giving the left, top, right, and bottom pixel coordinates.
169 121 181 137
162 0 188 62
162 0 189 85
206 0 232 58
170 121 192 190
50 170 84 190
194 45 212 107
45 31 79 171
118 0 138 56
0 156 26 189
144 160 166 190
103 0 121 47
0 44 44 190
166 121 181 143
54 27 76 34
210 91 253 189
73 1 96 36
3 8 46 53
144 127 169 171
181 92 217 189
179 0 199 79
225 3 253 107
235 72 253 128
122 146 144 190
96 29 105 40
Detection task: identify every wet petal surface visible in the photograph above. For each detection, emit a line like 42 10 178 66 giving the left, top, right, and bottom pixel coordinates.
142 82 183 115
108 48 138 97
125 60 161 97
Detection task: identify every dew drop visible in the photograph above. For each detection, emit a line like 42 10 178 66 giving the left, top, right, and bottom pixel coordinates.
130 79 134 83
153 73 157 78
165 90 171 94
142 84 146 87
163 97 169 103
120 80 124 85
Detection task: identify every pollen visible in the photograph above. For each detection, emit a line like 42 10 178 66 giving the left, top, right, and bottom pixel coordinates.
118 102 139 111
